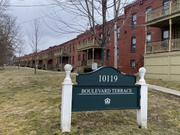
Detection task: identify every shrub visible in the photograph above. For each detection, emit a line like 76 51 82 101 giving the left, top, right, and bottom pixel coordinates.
84 67 93 73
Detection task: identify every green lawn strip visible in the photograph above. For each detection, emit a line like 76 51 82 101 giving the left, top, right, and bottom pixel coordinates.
1 67 180 134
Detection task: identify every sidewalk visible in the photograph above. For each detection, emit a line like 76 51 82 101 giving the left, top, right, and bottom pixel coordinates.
148 84 180 96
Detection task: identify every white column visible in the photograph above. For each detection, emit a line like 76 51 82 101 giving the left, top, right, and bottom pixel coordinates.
136 67 148 128
61 64 73 132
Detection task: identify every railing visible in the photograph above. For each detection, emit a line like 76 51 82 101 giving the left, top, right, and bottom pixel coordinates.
78 39 101 50
171 1 180 14
171 38 180 51
38 64 43 68
87 59 102 66
36 56 43 60
146 1 180 22
54 51 69 57
43 55 52 60
146 38 180 54
29 57 33 61
146 40 169 54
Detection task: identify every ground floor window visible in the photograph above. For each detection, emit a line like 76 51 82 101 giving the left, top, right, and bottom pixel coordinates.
131 59 135 68
107 49 110 61
73 56 74 65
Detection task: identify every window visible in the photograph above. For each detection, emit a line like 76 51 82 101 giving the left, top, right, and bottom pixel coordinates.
162 29 169 41
131 36 136 52
69 56 71 64
107 49 110 61
78 55 80 61
99 51 102 60
146 6 152 20
162 29 169 48
100 33 103 39
73 56 74 65
58 49 59 52
70 44 71 52
146 6 152 12
79 41 81 44
55 50 56 53
131 59 135 68
83 39 86 43
107 30 110 42
117 26 120 40
73 43 75 52
83 54 85 61
147 33 151 43
64 46 66 51
163 0 169 15
117 47 119 61
132 13 136 28
88 37 90 41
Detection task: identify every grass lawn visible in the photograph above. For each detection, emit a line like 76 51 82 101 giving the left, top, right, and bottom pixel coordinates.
0 67 180 135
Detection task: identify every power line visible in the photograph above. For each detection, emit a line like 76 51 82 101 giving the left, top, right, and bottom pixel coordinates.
19 9 62 24
5 4 55 7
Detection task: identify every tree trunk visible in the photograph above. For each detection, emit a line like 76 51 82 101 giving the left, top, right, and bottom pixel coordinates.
102 42 106 66
35 54 36 74
102 0 107 66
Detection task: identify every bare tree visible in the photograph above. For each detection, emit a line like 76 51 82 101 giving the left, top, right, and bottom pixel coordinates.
26 19 44 74
16 39 26 69
46 0 132 66
0 15 21 68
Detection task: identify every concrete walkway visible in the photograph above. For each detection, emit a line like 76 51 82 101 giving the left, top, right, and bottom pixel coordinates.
148 84 180 96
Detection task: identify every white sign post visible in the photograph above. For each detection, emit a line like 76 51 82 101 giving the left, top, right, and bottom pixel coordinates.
61 64 73 132
136 67 148 128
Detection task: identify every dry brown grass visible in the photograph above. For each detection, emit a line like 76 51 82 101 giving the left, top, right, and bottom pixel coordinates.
0 67 180 135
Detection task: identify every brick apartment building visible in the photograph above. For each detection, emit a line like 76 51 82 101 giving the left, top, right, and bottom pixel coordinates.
13 0 180 78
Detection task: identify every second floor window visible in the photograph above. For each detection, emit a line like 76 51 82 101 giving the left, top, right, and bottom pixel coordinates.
107 30 110 42
146 6 152 20
132 13 136 28
79 41 81 44
73 43 75 52
163 0 169 15
131 36 136 52
78 55 80 61
83 39 86 43
88 37 90 41
147 33 151 43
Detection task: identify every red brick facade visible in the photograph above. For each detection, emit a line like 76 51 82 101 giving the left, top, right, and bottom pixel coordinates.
14 0 178 74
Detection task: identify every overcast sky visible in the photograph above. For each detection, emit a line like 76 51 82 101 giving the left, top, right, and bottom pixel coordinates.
7 0 132 56
7 0 78 55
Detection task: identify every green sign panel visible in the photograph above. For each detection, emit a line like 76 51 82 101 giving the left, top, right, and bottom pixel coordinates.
76 66 136 85
72 85 141 111
72 66 141 112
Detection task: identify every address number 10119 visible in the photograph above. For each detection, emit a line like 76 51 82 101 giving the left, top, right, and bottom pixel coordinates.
99 75 118 82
